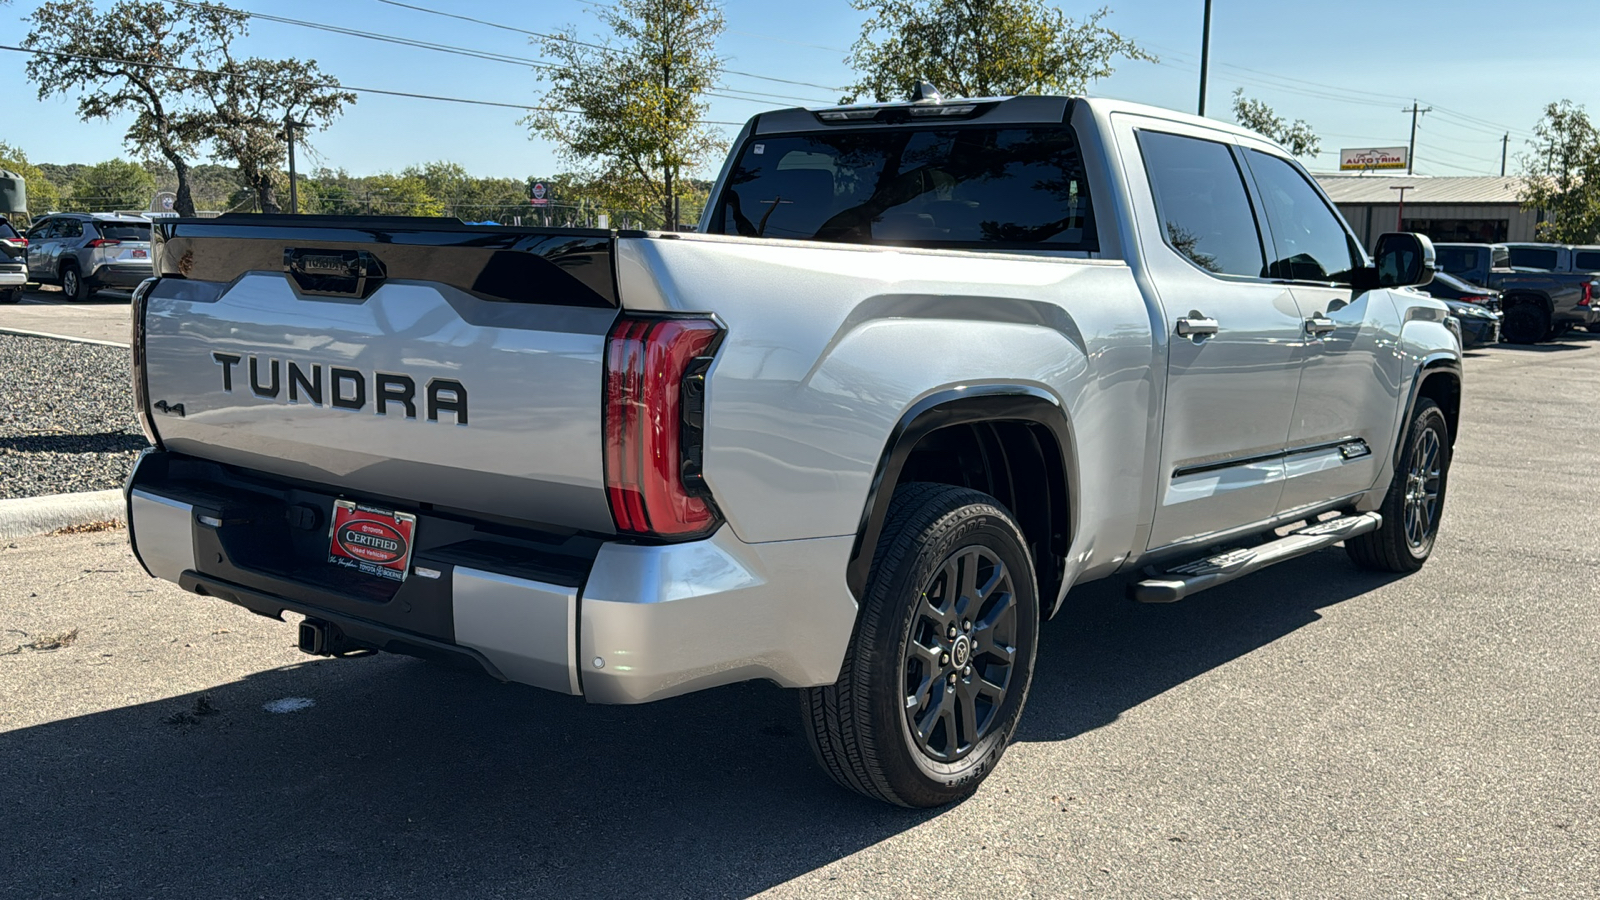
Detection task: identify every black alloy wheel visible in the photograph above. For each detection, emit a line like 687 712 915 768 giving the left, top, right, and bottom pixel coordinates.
1500 303 1548 344
1401 425 1444 555
801 483 1039 808
1347 398 1450 573
902 545 1019 763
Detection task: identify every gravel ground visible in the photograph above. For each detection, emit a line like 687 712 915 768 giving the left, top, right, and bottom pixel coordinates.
0 333 148 499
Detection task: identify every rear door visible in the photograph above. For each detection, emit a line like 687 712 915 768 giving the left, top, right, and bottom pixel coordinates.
1239 146 1403 513
1117 117 1307 550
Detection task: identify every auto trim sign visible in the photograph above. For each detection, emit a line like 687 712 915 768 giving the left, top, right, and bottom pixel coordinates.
1340 147 1408 171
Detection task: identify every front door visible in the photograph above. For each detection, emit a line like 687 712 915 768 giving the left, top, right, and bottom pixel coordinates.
1123 123 1308 550
1239 147 1405 513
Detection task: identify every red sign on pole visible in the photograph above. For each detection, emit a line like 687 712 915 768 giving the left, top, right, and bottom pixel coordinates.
530 182 548 206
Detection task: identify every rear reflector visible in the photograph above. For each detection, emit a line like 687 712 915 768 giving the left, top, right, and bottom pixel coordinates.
604 315 723 538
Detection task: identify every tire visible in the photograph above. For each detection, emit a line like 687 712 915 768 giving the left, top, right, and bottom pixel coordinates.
1347 398 1450 573
0 289 15 304
1500 302 1549 344
801 483 1039 808
60 264 91 302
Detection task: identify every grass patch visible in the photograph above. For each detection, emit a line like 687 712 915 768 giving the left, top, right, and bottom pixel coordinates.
1 628 80 655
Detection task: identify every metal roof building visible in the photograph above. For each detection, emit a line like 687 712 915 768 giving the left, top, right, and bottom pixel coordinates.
1312 174 1539 248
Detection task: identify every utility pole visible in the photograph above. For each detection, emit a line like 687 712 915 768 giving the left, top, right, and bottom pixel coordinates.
1391 185 1413 233
283 115 309 214
1197 0 1213 116
1501 132 1509 177
1404 101 1431 175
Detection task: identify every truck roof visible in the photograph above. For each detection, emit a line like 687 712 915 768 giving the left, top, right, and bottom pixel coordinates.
751 94 1274 144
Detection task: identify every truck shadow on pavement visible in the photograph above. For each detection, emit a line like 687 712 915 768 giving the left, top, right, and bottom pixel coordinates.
0 549 1394 899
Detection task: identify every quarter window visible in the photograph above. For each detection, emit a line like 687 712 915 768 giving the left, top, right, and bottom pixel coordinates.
1243 150 1358 283
1507 247 1560 270
1574 250 1600 271
1137 130 1266 278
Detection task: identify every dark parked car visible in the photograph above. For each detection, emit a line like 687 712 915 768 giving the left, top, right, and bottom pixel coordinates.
0 215 25 303
24 213 153 301
1440 297 1501 349
1433 242 1596 343
1418 270 1500 307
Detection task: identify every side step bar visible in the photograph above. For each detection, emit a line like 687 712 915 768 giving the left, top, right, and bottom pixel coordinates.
1131 512 1382 604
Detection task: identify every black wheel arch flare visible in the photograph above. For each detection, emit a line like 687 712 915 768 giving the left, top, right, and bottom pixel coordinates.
847 385 1079 616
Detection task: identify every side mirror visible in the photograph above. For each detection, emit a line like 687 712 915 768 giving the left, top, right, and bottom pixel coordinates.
1353 232 1435 291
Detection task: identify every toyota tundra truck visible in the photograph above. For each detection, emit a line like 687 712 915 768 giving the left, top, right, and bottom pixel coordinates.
125 94 1462 808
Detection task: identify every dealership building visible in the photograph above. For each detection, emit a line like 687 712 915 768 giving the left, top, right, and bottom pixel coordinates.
1313 173 1540 250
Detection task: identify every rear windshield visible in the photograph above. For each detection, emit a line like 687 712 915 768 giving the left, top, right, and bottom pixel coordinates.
1507 246 1559 270
97 222 151 241
1574 250 1600 271
0 219 17 239
711 126 1097 250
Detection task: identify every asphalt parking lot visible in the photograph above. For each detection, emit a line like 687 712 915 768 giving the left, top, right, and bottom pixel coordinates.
2 334 1597 899
0 286 132 345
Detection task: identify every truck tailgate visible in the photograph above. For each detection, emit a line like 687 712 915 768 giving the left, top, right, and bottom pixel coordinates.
140 217 620 533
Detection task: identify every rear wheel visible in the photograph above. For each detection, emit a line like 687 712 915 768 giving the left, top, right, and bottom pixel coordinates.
1347 398 1450 573
801 483 1039 808
1500 302 1549 344
60 264 91 302
0 289 15 304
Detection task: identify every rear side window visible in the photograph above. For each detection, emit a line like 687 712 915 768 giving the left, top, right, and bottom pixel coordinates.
1243 150 1358 283
712 126 1096 250
57 219 83 238
1575 251 1600 271
1508 247 1559 270
97 223 151 241
1137 130 1265 278
1434 247 1476 275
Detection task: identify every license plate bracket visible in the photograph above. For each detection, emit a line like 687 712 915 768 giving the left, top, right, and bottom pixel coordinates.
327 499 417 582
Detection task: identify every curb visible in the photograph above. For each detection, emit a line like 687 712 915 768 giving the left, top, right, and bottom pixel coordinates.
0 490 125 541
0 326 130 349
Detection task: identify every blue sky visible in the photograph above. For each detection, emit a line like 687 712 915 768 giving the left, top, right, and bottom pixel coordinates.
1 0 1596 179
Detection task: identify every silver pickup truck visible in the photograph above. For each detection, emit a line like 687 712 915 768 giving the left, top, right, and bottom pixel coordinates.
125 95 1461 807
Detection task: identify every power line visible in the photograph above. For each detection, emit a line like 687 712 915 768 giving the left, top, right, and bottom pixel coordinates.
373 0 848 92
171 1 834 107
0 43 747 124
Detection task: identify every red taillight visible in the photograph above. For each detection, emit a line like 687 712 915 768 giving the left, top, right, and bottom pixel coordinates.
86 238 121 248
604 315 723 537
1583 282 1594 306
0 237 26 248
1463 295 1490 305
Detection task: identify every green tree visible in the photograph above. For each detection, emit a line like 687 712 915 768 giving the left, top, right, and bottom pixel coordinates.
68 158 157 212
1231 88 1320 158
1519 101 1600 244
362 173 444 217
0 141 62 217
843 0 1151 103
22 0 245 216
192 16 355 214
526 0 726 229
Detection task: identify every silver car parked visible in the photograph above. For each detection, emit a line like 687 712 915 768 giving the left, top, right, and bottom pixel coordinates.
25 213 154 301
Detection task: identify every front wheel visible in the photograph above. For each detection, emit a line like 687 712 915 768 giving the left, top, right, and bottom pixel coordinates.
1347 398 1450 573
801 483 1039 808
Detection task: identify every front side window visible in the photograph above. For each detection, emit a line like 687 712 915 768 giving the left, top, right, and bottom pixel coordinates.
1507 247 1560 270
1137 130 1266 278
28 219 57 239
712 126 1096 250
1244 150 1358 283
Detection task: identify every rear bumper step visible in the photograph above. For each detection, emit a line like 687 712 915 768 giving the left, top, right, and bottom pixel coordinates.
1131 512 1382 603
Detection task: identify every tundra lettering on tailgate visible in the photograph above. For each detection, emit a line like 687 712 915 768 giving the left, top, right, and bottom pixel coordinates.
210 352 468 424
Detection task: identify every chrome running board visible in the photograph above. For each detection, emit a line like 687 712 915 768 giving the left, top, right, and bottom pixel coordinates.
1131 512 1383 604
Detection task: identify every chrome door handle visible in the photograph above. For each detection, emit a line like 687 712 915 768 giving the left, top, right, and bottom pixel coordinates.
1175 314 1219 337
1305 316 1337 336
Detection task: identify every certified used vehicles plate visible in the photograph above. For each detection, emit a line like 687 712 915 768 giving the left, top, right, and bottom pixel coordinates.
327 499 417 582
